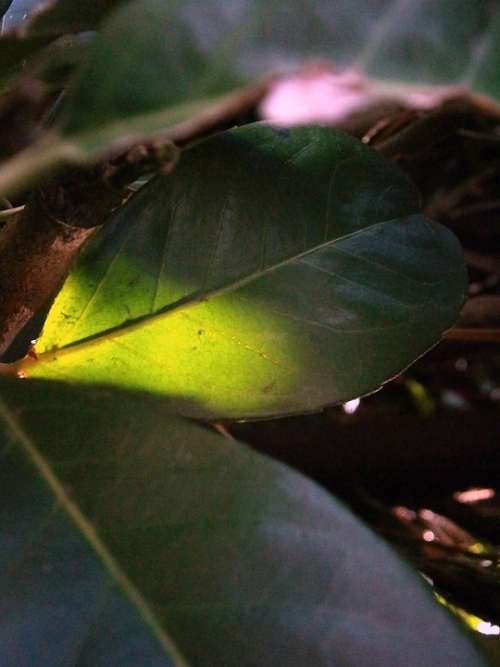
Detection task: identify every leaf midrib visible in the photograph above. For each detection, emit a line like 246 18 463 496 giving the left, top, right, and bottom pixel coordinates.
31 215 412 365
0 395 190 667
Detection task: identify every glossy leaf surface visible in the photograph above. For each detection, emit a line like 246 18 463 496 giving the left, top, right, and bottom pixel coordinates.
0 377 487 666
25 124 467 419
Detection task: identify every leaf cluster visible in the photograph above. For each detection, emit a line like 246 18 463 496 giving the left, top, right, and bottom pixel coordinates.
0 1 499 665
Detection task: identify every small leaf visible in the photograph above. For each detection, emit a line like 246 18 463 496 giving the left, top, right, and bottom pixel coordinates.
24 124 467 419
0 377 488 666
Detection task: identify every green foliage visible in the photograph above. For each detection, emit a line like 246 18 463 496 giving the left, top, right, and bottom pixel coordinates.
0 1 496 665
2 0 126 34
2 0 500 192
0 377 487 666
58 0 232 155
25 124 466 419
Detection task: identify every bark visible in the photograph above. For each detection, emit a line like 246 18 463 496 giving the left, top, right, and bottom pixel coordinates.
0 199 94 356
0 167 124 357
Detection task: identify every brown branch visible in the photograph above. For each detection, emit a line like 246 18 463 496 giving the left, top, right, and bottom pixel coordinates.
444 327 500 343
166 78 271 147
0 166 124 357
0 199 94 356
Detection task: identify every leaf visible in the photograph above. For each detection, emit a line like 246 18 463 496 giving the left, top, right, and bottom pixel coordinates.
56 0 239 155
2 0 126 35
22 124 467 419
0 0 242 197
0 0 12 18
4 0 500 197
0 1 123 98
0 385 185 666
0 376 488 666
57 0 500 153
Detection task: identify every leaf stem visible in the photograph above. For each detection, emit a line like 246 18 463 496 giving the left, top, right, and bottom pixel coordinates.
0 204 25 220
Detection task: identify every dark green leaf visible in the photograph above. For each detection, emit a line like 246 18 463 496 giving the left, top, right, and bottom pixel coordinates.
0 0 12 18
58 0 500 154
0 34 53 84
3 1 500 196
0 385 184 665
0 0 123 94
25 124 467 419
2 0 127 35
0 377 488 666
58 0 238 154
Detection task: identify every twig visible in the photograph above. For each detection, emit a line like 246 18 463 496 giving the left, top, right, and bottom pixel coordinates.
449 199 500 220
465 251 500 275
444 327 500 342
425 167 496 219
0 205 25 220
167 78 271 147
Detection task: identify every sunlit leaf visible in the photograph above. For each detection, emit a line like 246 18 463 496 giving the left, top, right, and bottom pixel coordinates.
0 377 488 666
23 124 467 419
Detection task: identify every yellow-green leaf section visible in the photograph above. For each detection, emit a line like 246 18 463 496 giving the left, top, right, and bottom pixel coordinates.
23 124 467 419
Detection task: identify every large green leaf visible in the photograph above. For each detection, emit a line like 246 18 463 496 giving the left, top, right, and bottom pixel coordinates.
22 124 467 419
0 386 185 666
176 0 500 96
0 376 488 666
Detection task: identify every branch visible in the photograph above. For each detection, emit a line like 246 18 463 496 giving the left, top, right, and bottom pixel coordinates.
0 167 124 357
